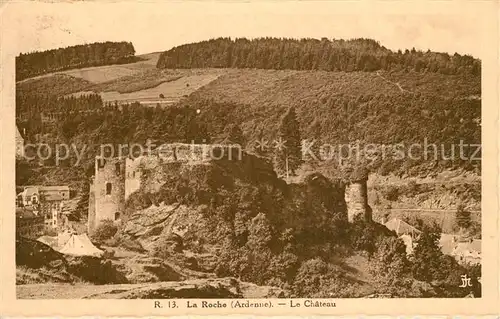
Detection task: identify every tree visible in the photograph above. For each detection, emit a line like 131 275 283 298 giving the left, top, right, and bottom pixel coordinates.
274 107 303 178
218 123 245 147
247 213 273 249
455 203 472 230
90 219 118 243
410 222 442 282
349 215 377 256
371 236 408 281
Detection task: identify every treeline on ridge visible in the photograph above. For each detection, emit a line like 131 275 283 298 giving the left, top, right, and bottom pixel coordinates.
16 41 137 81
157 37 481 76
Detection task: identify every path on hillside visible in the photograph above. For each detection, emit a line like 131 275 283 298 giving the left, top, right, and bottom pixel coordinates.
375 71 414 94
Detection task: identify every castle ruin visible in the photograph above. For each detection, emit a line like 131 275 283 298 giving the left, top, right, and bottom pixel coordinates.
88 143 244 233
87 142 371 233
87 156 126 233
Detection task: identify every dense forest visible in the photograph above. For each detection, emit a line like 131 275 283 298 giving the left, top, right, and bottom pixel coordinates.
157 37 481 76
16 87 481 182
16 92 209 157
16 41 137 81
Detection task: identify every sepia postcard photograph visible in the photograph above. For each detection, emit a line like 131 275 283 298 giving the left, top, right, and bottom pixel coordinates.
0 0 498 317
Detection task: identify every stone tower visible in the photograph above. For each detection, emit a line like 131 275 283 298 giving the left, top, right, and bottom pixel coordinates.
345 177 372 222
89 156 126 233
87 179 96 233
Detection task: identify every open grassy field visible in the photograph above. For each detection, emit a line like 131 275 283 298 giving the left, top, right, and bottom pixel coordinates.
60 64 145 83
60 69 228 105
60 53 162 83
18 51 228 105
17 52 161 84
97 71 224 104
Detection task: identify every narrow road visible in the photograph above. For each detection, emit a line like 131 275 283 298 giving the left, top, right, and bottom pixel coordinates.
388 208 481 213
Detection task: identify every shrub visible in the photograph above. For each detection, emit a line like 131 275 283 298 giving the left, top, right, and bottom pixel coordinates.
90 219 118 243
152 234 183 259
370 236 409 282
292 258 351 297
126 191 153 211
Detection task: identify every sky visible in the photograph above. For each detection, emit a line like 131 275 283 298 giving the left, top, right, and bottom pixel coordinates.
0 0 492 59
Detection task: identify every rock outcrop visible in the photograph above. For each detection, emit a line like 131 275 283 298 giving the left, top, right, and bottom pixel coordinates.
16 236 126 284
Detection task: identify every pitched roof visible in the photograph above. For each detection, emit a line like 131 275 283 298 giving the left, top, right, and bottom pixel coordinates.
16 126 25 140
453 240 481 255
384 218 421 236
23 185 70 192
22 186 69 201
470 239 481 253
22 187 39 198
439 234 481 257
42 193 65 201
39 186 70 192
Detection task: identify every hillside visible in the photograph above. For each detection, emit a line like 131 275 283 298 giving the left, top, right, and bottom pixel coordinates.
16 68 227 106
157 37 480 76
182 69 480 169
16 53 481 214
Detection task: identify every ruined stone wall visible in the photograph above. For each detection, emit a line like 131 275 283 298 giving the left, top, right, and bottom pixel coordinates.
91 157 126 231
125 157 143 201
87 181 96 234
125 155 164 200
345 179 372 222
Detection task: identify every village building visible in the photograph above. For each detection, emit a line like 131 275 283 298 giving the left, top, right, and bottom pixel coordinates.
452 239 481 265
17 187 40 207
17 185 70 230
383 218 422 255
384 218 422 238
440 234 481 265
16 207 44 239
383 218 481 264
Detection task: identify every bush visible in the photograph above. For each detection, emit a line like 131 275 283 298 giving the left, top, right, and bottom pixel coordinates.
43 228 58 237
90 219 118 243
383 185 400 201
370 236 408 282
152 234 183 259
